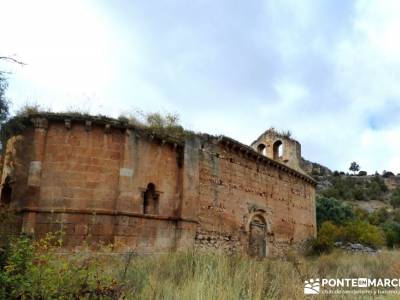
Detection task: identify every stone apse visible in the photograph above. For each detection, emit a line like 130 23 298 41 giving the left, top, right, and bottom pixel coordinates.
0 113 316 257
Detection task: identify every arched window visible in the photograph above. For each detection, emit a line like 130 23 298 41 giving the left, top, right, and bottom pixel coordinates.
0 177 12 206
273 140 283 160
257 143 266 155
143 183 159 214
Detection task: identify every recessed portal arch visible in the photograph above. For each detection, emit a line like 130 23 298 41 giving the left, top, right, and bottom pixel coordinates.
248 214 268 258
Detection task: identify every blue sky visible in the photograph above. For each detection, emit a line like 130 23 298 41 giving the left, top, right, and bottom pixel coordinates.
1 0 400 173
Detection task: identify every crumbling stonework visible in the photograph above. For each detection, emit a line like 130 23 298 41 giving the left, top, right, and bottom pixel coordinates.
0 113 316 257
251 128 303 174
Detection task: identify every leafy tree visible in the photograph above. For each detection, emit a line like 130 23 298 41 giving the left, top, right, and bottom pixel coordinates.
316 196 355 227
353 207 369 222
312 221 341 254
382 171 395 178
366 181 381 200
0 69 10 124
368 208 390 226
380 221 400 248
349 162 360 175
392 208 400 223
390 188 400 208
0 56 24 143
352 186 365 201
340 220 385 249
371 174 388 193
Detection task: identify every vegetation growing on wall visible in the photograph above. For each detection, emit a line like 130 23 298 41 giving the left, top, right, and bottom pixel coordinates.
0 105 201 154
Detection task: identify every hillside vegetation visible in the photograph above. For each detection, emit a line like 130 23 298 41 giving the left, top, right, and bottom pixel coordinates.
310 163 400 253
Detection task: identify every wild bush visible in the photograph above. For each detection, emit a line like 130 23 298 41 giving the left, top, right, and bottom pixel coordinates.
311 221 341 254
380 222 400 248
316 196 354 227
340 220 385 249
368 207 390 226
390 188 400 208
0 233 125 299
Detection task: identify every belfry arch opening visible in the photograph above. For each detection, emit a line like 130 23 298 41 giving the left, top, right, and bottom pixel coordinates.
273 140 283 160
143 183 159 214
257 143 266 155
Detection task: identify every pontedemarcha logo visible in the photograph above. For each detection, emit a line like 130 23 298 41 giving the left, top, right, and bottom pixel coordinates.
304 278 320 294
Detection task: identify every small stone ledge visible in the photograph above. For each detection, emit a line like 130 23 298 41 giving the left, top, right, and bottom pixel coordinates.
17 207 199 224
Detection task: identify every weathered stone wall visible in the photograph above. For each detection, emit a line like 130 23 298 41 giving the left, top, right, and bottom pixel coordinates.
196 139 316 256
2 118 187 253
1 129 35 209
40 122 122 211
0 128 36 234
0 114 316 256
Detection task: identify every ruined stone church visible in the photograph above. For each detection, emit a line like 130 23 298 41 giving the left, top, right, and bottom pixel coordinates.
0 113 316 257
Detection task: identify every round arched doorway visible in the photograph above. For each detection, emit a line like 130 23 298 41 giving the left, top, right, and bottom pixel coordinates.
248 215 267 258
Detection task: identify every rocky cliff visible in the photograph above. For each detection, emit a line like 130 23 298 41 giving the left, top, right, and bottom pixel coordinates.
301 158 332 177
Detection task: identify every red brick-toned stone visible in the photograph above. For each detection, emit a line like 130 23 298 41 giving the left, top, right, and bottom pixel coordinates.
0 114 316 256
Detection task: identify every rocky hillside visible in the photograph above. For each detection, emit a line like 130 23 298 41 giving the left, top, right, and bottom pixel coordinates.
301 159 400 212
300 158 332 177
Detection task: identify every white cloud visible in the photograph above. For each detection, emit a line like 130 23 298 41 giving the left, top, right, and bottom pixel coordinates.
1 0 117 111
1 0 400 173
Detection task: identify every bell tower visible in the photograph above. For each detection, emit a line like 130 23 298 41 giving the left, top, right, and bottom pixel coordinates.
251 128 304 174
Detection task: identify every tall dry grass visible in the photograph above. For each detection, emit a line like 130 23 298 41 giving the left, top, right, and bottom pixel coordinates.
2 233 400 299
110 249 400 299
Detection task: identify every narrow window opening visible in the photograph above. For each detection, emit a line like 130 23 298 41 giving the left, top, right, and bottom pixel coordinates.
143 183 159 214
273 140 283 160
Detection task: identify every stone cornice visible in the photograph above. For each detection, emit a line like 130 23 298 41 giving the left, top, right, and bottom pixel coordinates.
216 136 317 185
26 113 184 148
